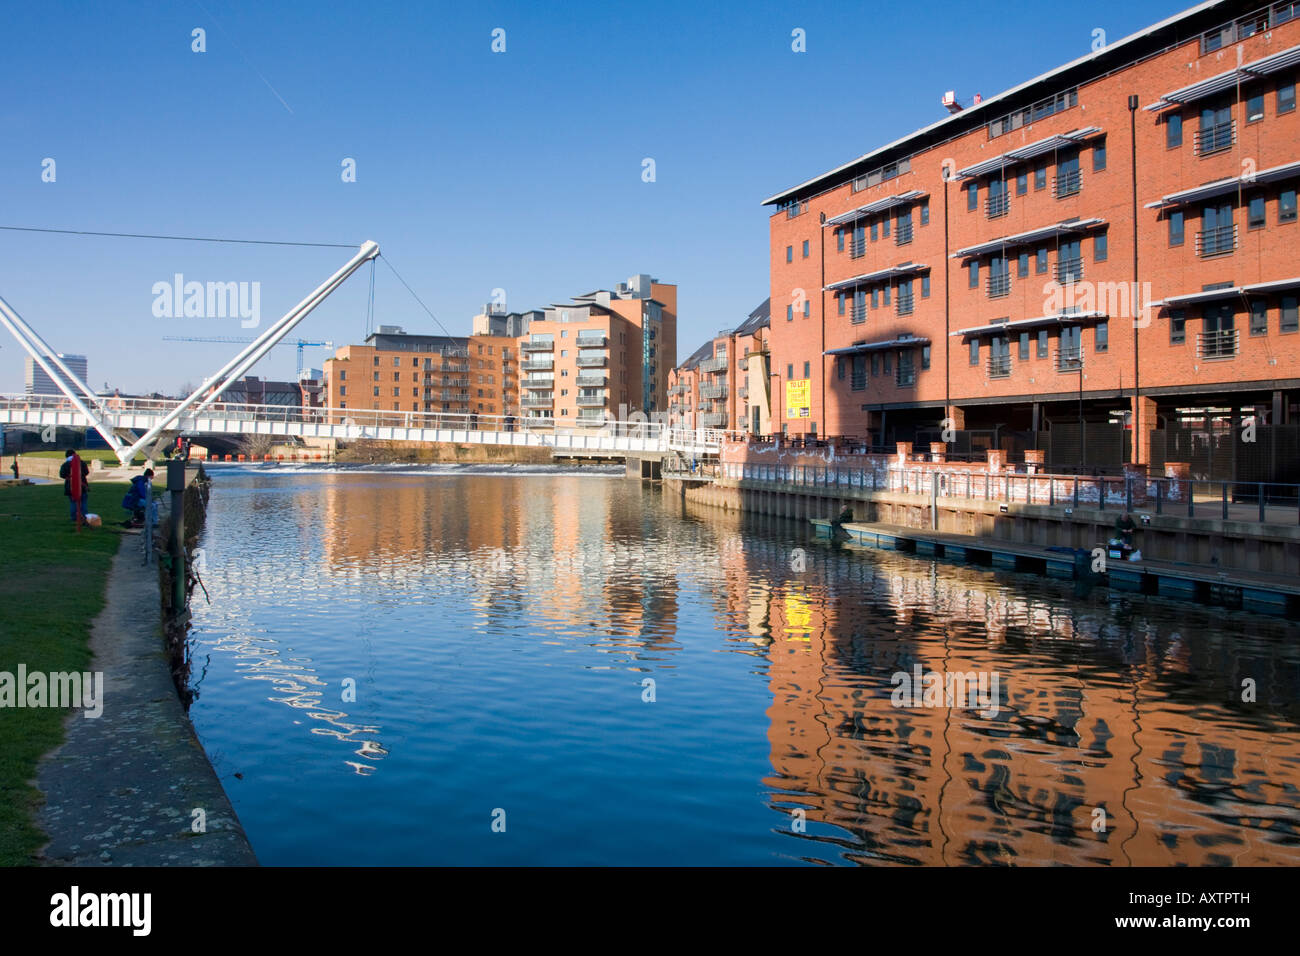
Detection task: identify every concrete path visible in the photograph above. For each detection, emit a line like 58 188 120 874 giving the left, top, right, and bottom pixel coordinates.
36 535 257 866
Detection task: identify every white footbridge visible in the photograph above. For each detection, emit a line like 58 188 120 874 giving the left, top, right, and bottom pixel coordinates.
0 240 727 462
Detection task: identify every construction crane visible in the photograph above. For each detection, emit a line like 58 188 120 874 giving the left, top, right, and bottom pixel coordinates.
162 335 334 376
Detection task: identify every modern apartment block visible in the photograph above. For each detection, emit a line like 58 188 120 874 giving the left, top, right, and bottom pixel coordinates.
765 0 1300 480
24 354 87 397
518 275 677 425
669 298 772 432
323 327 472 416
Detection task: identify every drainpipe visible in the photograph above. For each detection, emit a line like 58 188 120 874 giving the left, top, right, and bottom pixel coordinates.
1129 93 1142 465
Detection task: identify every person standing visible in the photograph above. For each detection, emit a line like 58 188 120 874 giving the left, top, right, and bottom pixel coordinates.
59 448 90 528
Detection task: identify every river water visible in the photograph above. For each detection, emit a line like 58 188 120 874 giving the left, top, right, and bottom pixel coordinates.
186 465 1300 865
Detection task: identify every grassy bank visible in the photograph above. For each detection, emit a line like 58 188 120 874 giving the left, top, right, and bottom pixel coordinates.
19 449 148 465
0 482 128 865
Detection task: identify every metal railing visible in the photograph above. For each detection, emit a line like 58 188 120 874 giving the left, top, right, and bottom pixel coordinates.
895 221 914 244
986 272 1011 298
987 354 1012 378
576 355 606 367
737 385 749 399
575 334 607 347
897 292 915 316
850 304 867 324
576 373 606 387
700 383 728 400
521 395 553 408
1197 328 1239 359
521 358 553 370
1055 257 1084 283
522 377 554 389
1195 224 1238 257
986 193 1010 218
1195 120 1236 156
576 393 605 407
1052 169 1082 198
521 340 554 351
1056 346 1084 372
849 235 866 258
896 367 917 387
700 356 728 372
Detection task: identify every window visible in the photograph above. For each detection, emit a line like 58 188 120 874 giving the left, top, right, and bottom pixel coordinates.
339 385 347 396
786 245 792 263
393 387 400 397
851 354 866 390
868 288 877 309
1281 189 1297 223
969 339 980 365
967 183 978 211
1018 331 1030 359
393 357 401 366
1248 195 1266 229
1036 247 1048 274
1093 142 1107 171
802 239 810 258
787 363 794 379
882 217 891 239
1280 77 1297 115
871 221 879 242
1166 113 1183 148
393 372 400 381
1169 210 1185 246
882 285 891 306
922 346 931 370
968 261 979 289
881 352 891 374
1094 233 1108 261
920 201 930 226
1247 90 1265 123
373 386 379 396
803 361 811 378
786 304 793 321
803 299 811 318
1250 299 1269 335
921 275 930 298
1017 251 1029 277
1095 322 1108 352
1034 165 1047 191
837 230 844 252
1016 171 1028 195
837 294 845 315
1283 295 1299 333
871 354 879 376
1170 309 1186 344
1037 328 1048 358
339 369 347 380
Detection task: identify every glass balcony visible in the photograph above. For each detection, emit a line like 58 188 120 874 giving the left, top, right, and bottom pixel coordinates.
576 373 606 387
576 354 606 367
521 339 554 351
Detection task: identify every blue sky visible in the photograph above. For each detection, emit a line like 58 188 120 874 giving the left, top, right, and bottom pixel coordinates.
1 0 1183 394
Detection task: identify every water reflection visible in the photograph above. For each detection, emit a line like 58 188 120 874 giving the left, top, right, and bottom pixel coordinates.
188 467 1300 864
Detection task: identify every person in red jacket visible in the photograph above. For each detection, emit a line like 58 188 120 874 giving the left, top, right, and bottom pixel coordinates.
59 449 89 528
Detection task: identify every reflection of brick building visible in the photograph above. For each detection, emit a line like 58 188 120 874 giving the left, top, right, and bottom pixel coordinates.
765 1 1300 479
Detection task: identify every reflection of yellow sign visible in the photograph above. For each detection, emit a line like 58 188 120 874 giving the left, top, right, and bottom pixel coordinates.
786 379 810 417
784 590 812 639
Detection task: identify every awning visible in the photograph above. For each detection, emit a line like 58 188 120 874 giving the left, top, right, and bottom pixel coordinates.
1145 42 1300 111
1146 161 1300 210
826 336 931 355
955 127 1102 180
824 189 927 227
1148 276 1300 308
952 310 1107 337
950 217 1105 259
825 262 929 291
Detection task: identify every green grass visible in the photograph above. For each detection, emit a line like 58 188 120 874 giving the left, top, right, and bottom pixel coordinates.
19 449 148 465
0 482 129 866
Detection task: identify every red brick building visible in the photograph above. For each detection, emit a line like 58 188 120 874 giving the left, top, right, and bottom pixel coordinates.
765 0 1300 480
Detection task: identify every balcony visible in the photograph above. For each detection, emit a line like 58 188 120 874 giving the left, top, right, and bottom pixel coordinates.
521 357 553 371
576 354 606 368
1196 224 1238 257
897 292 915 316
697 400 714 413
699 413 728 428
521 395 553 408
576 411 607 426
441 390 469 401
669 383 689 395
896 366 917 387
1055 346 1085 372
986 272 1012 298
437 362 469 374
575 333 607 347
576 373 606 387
987 354 1012 379
521 339 554 351
849 235 866 259
576 392 606 407
439 347 469 359
737 357 749 371
522 377 554 389
895 221 914 245
1054 257 1084 284
700 355 728 372
737 385 749 399
986 193 1010 219
700 383 728 400
1195 120 1235 157
1052 169 1082 198
1197 328 1239 360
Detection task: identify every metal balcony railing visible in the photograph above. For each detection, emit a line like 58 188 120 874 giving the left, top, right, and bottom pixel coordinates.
986 193 1010 218
737 357 748 370
576 355 606 367
521 340 554 351
700 356 728 372
986 272 1011 298
737 385 748 399
897 292 915 316
850 372 866 390
431 362 468 374
576 393 605 406
441 390 469 401
1195 120 1235 156
576 373 606 387
700 383 727 400
850 304 867 324
576 411 607 426
1052 169 1082 198
987 354 1012 378
697 400 714 413
849 235 866 258
699 413 728 428
575 334 607 347
1055 346 1084 372
1196 224 1238 257
1197 328 1239 359
1055 257 1084 283
896 367 917 387
522 377 554 389
521 357 553 370
521 395 553 407
896 221 914 244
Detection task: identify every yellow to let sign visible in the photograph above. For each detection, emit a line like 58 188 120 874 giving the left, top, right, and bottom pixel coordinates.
786 379 810 417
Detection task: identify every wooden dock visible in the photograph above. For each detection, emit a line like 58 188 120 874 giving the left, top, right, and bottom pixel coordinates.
811 518 1299 616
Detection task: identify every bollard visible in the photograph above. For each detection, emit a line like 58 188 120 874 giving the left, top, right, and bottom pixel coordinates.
1259 482 1265 523
167 459 186 616
1222 482 1229 520
1073 475 1079 509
